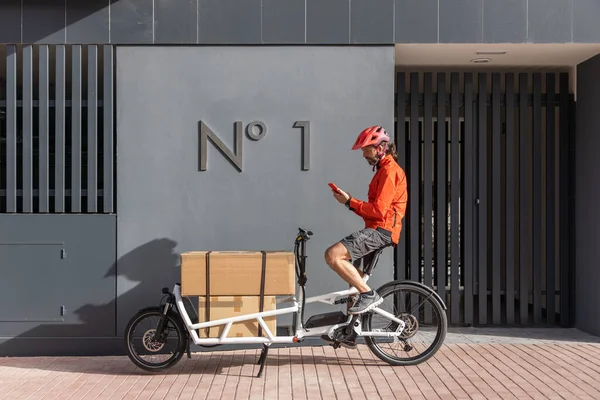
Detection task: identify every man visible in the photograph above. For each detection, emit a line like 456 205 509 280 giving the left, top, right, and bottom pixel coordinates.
323 125 408 347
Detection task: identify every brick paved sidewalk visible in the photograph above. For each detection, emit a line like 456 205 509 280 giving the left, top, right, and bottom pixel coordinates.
1 328 600 399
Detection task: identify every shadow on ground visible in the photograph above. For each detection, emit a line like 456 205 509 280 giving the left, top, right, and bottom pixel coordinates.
0 348 387 376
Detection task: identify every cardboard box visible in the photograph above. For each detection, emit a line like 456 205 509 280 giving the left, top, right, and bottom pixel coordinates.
180 250 295 296
197 295 277 338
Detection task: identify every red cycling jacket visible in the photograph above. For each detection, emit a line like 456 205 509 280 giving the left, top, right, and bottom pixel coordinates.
348 154 408 244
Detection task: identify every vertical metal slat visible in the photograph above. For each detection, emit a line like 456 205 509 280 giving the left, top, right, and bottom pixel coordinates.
72 45 82 212
532 73 543 325
436 73 447 309
558 73 570 327
55 45 66 213
6 45 17 213
463 73 474 326
23 46 33 212
88 46 98 212
519 73 530 324
409 73 420 312
491 73 501 324
478 73 488 325
103 45 114 213
505 73 516 325
450 72 460 325
423 73 434 324
546 73 556 325
395 72 406 281
39 45 49 213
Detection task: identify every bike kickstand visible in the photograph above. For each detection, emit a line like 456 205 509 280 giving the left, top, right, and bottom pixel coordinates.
256 344 270 378
186 339 191 359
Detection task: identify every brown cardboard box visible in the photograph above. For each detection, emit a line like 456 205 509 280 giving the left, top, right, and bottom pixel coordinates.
197 295 277 338
180 250 295 296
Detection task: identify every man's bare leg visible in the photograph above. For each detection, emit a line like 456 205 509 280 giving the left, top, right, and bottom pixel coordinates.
324 242 370 293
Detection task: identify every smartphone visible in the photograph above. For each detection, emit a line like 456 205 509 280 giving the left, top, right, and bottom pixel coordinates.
328 182 341 194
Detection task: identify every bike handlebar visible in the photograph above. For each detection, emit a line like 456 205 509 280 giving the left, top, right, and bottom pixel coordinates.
296 227 313 242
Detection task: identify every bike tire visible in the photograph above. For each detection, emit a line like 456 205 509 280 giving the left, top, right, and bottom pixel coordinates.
363 282 447 366
124 307 188 372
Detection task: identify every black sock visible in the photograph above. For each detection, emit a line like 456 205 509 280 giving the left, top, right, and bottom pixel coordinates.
360 290 374 296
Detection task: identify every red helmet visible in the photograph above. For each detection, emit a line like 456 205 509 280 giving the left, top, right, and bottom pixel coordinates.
352 125 390 150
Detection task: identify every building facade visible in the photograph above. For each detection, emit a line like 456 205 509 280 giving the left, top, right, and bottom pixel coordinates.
1 0 600 356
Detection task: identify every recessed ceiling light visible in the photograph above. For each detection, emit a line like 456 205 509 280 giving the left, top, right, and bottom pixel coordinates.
470 57 492 64
476 50 507 55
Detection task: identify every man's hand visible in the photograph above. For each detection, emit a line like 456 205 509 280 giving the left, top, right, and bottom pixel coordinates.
333 188 350 204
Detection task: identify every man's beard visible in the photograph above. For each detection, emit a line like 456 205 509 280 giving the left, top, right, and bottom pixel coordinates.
366 156 379 166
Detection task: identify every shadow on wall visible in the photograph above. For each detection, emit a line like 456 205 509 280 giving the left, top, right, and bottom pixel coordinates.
0 238 181 357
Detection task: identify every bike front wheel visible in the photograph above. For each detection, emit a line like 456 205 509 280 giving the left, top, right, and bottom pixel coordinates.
124 307 188 372
363 282 447 366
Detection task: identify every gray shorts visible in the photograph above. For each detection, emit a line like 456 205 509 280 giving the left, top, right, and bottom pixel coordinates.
340 227 393 270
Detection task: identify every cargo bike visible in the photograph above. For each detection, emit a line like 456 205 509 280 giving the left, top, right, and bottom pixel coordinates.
124 227 448 377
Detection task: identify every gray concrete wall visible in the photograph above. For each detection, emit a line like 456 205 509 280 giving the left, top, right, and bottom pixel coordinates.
575 53 600 337
115 45 396 335
1 0 599 45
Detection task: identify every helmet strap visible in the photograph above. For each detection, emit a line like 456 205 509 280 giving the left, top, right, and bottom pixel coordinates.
376 142 387 159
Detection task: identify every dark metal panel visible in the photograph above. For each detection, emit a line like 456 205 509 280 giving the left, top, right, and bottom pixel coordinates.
0 0 21 43
519 73 530 324
23 46 34 213
110 0 153 44
559 73 570 327
394 0 437 43
478 73 488 325
409 73 420 308
0 214 116 339
66 0 110 43
262 0 306 44
505 73 516 325
395 72 406 281
546 73 556 325
306 0 350 44
39 45 49 213
88 46 98 213
55 45 66 213
491 73 501 324
483 0 526 43
463 72 474 326
22 0 66 44
439 0 483 43
527 0 573 43
154 0 197 43
197 0 262 44
568 85 577 331
574 53 600 336
71 46 82 213
573 0 600 43
532 72 542 325
435 73 447 304
103 45 114 213
350 0 393 43
423 73 434 324
0 243 64 328
450 72 460 325
6 45 17 213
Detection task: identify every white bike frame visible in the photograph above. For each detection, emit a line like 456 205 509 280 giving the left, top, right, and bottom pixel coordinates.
173 273 406 346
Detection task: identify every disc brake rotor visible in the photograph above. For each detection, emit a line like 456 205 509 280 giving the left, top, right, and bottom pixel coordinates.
399 314 419 339
142 329 165 352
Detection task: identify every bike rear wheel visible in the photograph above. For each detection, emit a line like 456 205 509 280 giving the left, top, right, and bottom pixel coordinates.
124 307 188 372
363 283 447 366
